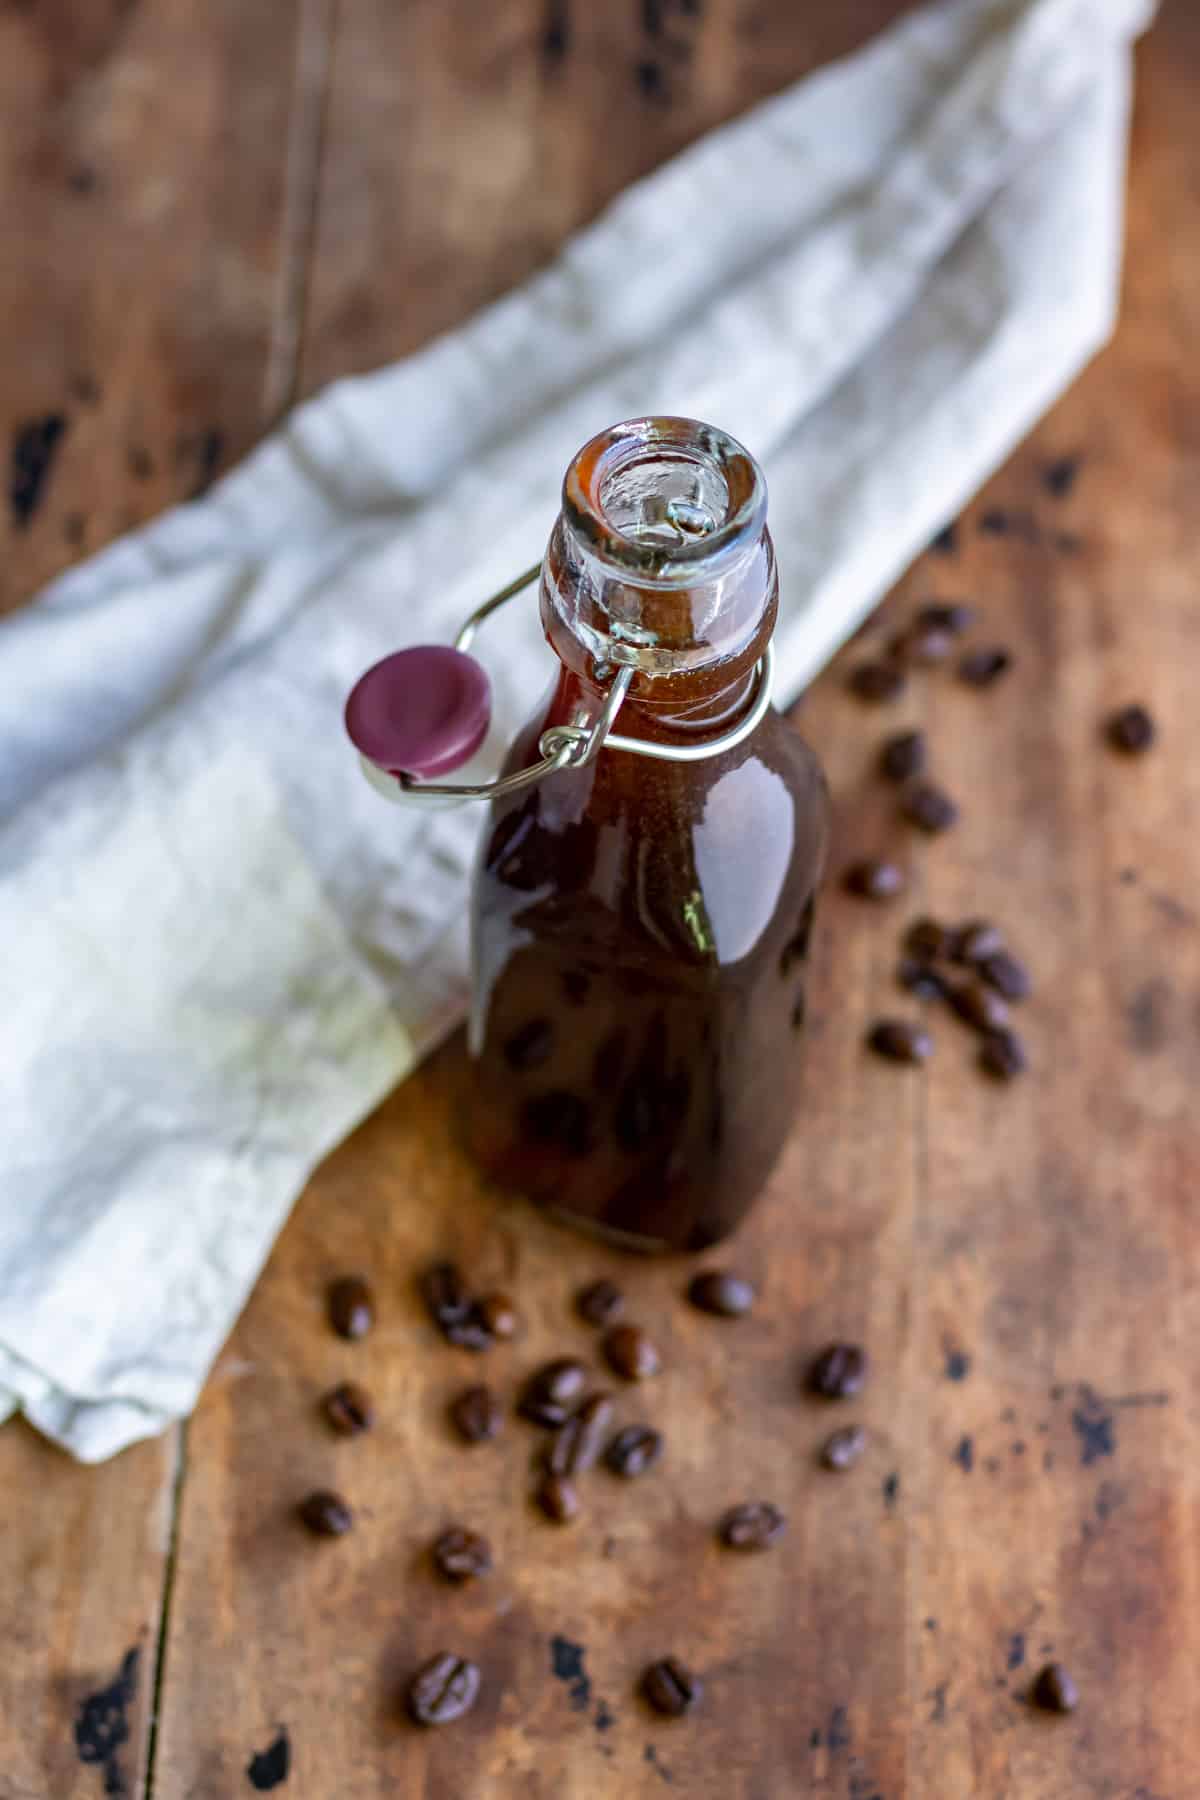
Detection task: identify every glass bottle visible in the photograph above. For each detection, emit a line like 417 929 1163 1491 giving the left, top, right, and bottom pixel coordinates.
465 417 829 1251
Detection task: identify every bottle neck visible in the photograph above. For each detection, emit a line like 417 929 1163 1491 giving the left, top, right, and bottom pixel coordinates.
540 417 776 727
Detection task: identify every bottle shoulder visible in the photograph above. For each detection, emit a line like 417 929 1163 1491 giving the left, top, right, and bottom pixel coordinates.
479 708 827 971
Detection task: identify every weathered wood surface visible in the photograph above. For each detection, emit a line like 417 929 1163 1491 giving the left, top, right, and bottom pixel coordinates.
2 2 1197 1797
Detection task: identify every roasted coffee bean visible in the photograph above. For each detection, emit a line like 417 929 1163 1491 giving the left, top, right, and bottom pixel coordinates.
916 601 975 635
717 1500 786 1551
848 660 907 704
477 1292 519 1339
687 1271 756 1317
546 1392 614 1476
420 1261 472 1331
1031 1662 1079 1714
503 1017 555 1070
809 1342 869 1399
902 780 959 834
535 1472 581 1523
958 645 1012 687
897 957 949 1001
904 916 951 962
605 1424 664 1478
603 1324 660 1381
947 982 1011 1034
978 950 1031 1001
950 919 1006 964
327 1274 374 1341
821 1424 867 1471
407 1652 481 1726
518 1358 588 1427
298 1490 354 1537
879 729 927 783
576 1278 624 1327
641 1657 702 1717
322 1381 375 1437
432 1526 493 1584
450 1383 503 1444
443 1307 494 1353
843 858 906 901
1043 454 1081 498
1106 703 1156 753
979 1028 1028 1080
867 1019 933 1064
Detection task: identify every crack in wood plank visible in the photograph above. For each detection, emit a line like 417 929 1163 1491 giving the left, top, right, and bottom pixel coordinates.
142 1423 189 1800
262 0 342 426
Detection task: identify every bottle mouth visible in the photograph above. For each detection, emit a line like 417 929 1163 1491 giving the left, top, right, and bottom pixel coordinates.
562 417 767 587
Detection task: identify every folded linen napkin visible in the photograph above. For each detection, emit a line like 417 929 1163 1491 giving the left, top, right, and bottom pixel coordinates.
0 0 1155 1458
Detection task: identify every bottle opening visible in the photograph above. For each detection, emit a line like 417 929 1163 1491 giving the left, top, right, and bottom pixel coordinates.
563 417 767 587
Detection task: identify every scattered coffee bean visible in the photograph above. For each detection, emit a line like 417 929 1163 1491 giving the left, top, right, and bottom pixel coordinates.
958 646 1012 687
897 957 949 1001
916 601 975 635
867 1019 933 1065
605 1424 664 1478
687 1271 756 1318
576 1278 624 1327
904 916 952 962
843 858 906 901
546 1392 614 1476
1042 454 1081 499
880 729 927 783
477 1292 519 1339
407 1652 481 1726
809 1342 868 1399
1106 703 1156 754
718 1501 786 1551
642 1657 702 1717
902 780 959 834
979 1028 1028 1080
603 1324 660 1381
949 919 1005 964
298 1490 354 1537
821 1424 867 1471
978 950 1031 1001
327 1275 374 1341
432 1526 493 1584
322 1381 375 1437
848 660 907 704
519 1358 588 1427
947 982 1011 1034
443 1307 495 1353
1031 1662 1079 1714
420 1262 472 1332
450 1383 503 1444
503 1016 555 1070
536 1472 581 1523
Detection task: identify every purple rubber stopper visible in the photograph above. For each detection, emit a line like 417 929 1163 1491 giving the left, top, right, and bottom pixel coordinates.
345 645 492 780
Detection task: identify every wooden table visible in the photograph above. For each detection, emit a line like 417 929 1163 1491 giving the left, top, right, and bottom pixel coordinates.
3 3 1197 1795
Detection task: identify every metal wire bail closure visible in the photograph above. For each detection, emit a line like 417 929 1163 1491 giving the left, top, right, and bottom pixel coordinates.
347 562 775 805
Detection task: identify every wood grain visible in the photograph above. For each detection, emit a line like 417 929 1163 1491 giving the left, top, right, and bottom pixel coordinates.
0 0 318 613
4 1 1199 1797
0 1423 174 1799
300 0 919 384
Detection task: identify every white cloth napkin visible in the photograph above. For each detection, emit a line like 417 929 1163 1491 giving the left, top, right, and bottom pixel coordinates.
0 0 1155 1459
